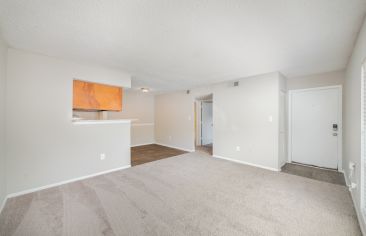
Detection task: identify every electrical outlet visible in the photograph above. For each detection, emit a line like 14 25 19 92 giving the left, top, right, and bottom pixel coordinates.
100 153 106 160
236 146 241 151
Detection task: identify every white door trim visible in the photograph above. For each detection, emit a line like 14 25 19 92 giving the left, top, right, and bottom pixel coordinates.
288 85 343 171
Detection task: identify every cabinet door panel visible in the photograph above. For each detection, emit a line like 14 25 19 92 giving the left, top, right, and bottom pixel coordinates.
73 80 122 111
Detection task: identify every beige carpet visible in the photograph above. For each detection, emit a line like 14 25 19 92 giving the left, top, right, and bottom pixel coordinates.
0 152 361 236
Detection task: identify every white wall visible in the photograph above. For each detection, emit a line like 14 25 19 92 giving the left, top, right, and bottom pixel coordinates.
344 17 366 233
6 49 132 194
0 36 7 207
155 91 195 151
109 90 155 146
287 70 344 90
155 72 284 170
214 73 282 170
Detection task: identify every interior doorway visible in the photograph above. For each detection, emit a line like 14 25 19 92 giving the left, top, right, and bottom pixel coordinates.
195 94 213 155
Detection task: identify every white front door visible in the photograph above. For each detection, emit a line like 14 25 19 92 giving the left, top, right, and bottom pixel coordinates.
289 86 341 169
201 101 213 145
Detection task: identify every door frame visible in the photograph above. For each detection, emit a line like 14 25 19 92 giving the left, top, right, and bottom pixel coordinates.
288 85 343 171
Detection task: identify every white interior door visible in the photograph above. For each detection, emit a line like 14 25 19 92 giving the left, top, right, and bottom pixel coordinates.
289 87 341 169
201 101 213 145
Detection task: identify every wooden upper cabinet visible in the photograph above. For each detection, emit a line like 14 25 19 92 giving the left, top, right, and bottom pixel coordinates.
73 80 123 111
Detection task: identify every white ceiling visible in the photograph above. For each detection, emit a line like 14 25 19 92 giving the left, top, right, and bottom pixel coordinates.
0 0 365 91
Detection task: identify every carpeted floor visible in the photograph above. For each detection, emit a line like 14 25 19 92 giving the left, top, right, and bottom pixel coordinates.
0 152 361 235
195 144 213 155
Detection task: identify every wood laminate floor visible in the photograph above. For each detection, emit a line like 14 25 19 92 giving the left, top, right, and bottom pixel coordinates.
131 144 187 166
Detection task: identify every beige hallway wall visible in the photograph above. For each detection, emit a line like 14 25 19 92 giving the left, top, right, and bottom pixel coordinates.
109 90 155 146
155 91 195 151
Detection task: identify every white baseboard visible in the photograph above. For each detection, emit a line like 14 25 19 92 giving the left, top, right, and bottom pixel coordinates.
155 142 195 152
343 173 366 235
131 142 154 147
214 155 280 172
4 142 191 201
6 165 131 199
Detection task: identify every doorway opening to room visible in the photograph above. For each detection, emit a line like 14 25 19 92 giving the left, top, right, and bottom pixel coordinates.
195 94 213 155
